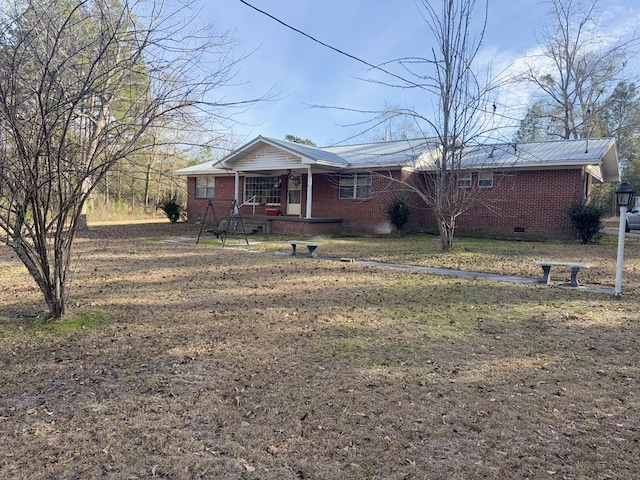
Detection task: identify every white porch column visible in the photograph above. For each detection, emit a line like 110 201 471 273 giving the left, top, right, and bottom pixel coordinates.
306 167 313 219
233 171 240 214
234 171 240 204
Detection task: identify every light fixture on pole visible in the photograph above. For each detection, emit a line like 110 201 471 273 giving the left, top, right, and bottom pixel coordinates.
615 181 635 296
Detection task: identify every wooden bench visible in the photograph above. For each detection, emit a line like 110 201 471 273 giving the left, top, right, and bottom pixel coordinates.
534 260 592 287
288 240 320 258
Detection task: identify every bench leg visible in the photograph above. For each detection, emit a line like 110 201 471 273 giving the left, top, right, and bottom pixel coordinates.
306 245 317 258
290 244 297 256
569 267 580 287
540 265 551 285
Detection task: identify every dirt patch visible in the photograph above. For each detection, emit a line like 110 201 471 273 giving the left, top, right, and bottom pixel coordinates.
1 222 639 479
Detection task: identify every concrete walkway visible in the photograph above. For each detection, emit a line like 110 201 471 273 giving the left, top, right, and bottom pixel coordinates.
602 228 640 239
192 238 618 295
317 256 617 295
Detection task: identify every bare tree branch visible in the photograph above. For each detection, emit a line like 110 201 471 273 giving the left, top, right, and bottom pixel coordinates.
0 0 263 320
518 0 639 139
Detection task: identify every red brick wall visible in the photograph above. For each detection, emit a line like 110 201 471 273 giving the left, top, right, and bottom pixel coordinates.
309 172 406 234
267 219 343 236
184 168 587 238
184 176 233 222
454 169 584 238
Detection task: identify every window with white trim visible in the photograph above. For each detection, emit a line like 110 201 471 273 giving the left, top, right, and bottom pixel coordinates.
195 176 215 198
244 176 281 205
458 172 472 188
478 171 494 188
339 173 372 199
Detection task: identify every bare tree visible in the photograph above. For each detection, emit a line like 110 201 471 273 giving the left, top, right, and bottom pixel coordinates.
520 0 638 140
0 0 254 320
376 0 495 251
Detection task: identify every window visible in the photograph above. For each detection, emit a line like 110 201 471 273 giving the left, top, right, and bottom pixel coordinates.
195 176 215 198
244 176 281 204
478 172 493 188
458 172 472 188
339 173 372 199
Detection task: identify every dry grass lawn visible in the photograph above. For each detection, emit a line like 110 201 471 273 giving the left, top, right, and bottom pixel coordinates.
1 221 639 479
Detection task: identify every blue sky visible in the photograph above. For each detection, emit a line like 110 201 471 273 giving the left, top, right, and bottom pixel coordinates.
198 0 640 148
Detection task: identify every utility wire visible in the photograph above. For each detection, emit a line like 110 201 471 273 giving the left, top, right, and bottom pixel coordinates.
236 0 526 128
237 0 556 156
237 0 427 91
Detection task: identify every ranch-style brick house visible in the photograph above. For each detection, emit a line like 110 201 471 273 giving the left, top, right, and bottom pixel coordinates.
173 135 620 239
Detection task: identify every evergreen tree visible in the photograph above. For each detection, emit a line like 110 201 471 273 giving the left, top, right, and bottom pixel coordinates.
513 101 550 143
284 135 317 147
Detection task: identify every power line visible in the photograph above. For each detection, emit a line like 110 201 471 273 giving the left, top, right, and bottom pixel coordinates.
236 0 427 91
236 0 531 144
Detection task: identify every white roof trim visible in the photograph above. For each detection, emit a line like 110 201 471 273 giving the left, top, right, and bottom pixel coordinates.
173 160 232 176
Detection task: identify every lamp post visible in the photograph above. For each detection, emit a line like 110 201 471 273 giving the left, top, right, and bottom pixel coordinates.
615 182 635 296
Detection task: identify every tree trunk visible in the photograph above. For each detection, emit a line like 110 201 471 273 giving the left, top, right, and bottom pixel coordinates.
144 162 152 212
77 178 92 231
438 216 455 252
44 265 65 320
77 213 88 232
11 237 65 321
104 171 109 206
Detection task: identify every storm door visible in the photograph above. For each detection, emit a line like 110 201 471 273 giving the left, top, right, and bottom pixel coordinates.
286 175 302 215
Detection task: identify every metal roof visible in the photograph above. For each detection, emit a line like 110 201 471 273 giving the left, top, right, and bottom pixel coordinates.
173 136 619 182
460 137 619 182
323 137 439 168
172 159 230 176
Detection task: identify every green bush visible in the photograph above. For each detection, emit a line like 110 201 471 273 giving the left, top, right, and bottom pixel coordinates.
568 203 605 244
157 193 184 223
386 195 412 237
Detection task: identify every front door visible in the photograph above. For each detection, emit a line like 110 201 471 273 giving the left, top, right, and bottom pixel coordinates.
286 175 302 215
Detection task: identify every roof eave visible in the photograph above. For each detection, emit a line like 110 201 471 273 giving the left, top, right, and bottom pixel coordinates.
172 161 230 177
599 140 620 183
301 158 345 169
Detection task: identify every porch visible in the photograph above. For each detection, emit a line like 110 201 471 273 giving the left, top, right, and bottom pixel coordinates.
241 215 343 237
